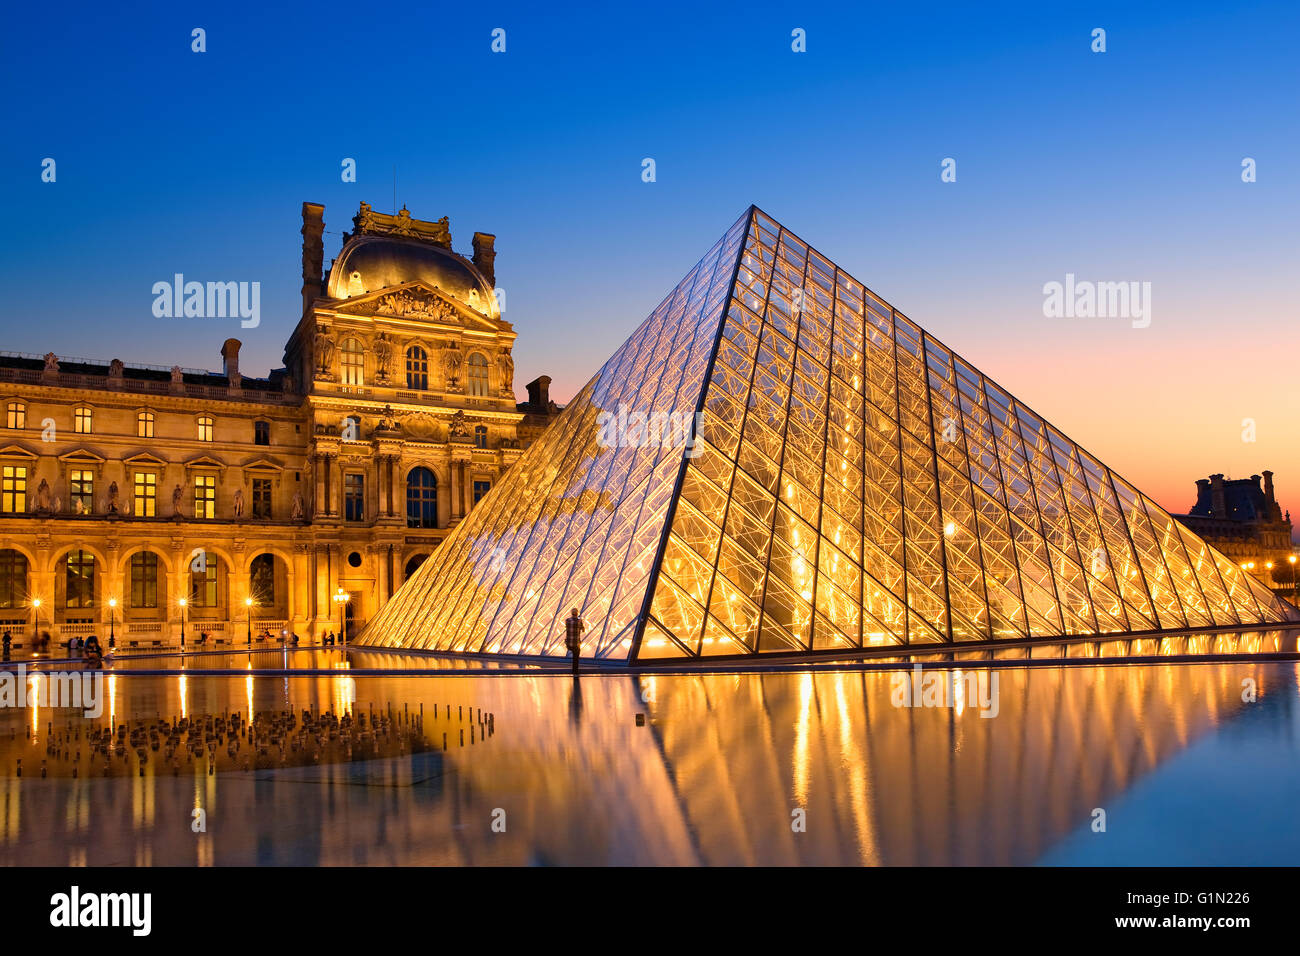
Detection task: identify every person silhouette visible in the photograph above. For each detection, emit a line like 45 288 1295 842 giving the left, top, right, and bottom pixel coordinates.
564 608 585 676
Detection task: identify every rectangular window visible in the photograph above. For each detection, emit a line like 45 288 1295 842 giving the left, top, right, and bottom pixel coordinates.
130 552 158 609
254 420 270 445
252 478 272 519
133 471 157 517
137 411 154 438
194 475 216 519
345 473 365 522
74 407 92 434
70 469 94 513
1 465 26 513
1 465 26 515
6 403 26 429
472 480 491 506
197 417 214 442
190 552 217 607
65 550 95 609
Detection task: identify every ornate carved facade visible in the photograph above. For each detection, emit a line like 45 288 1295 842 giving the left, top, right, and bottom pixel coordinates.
0 202 561 647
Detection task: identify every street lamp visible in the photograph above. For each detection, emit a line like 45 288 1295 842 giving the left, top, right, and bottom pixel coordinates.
1290 554 1298 603
32 597 41 652
332 587 350 645
179 596 187 650
108 597 117 650
245 596 253 646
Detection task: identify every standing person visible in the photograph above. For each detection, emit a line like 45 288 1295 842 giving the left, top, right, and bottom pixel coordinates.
2 630 10 660
564 608 585 676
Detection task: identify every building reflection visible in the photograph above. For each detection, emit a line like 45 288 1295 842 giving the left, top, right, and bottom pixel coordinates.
0 657 1292 865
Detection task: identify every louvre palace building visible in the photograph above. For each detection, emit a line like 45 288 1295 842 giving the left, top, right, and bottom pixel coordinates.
0 202 559 647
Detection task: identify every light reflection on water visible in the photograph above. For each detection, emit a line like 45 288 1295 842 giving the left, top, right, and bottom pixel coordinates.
0 654 1296 865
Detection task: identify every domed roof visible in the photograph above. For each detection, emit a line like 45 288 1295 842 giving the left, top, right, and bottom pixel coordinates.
326 235 497 317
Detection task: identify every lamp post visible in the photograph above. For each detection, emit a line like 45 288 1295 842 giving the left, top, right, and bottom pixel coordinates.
108 597 117 650
245 596 253 646
32 597 41 652
179 597 187 650
1290 554 1298 604
332 587 350 645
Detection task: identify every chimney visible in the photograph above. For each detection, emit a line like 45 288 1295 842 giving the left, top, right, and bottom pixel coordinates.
1263 470 1276 505
221 338 242 389
526 375 550 409
301 202 325 315
472 232 497 287
1210 474 1227 517
1194 477 1211 513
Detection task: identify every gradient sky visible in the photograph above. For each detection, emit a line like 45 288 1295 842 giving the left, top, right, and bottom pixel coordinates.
2 0 1297 519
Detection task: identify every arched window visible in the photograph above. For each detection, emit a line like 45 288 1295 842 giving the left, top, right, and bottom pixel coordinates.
7 402 26 429
340 338 364 386
189 552 218 607
65 550 95 608
197 415 214 442
467 353 489 397
0 550 28 608
137 410 155 438
130 552 159 609
406 467 438 529
474 425 488 449
74 406 93 434
249 553 275 606
406 346 429 390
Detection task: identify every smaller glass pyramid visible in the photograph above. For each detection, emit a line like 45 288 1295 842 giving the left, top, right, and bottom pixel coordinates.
357 207 1299 662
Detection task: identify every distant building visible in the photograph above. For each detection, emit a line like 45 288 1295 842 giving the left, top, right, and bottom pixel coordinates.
1173 471 1295 585
0 202 562 647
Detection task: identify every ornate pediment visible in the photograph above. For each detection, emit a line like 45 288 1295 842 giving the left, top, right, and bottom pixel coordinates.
374 287 461 323
331 282 503 330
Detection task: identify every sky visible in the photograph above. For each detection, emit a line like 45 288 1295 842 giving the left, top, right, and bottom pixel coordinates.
1 0 1297 517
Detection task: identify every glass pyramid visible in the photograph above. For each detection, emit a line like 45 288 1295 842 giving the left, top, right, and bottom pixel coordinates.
357 207 1299 661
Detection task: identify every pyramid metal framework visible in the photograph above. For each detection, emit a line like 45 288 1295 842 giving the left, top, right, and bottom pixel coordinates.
357 207 1299 662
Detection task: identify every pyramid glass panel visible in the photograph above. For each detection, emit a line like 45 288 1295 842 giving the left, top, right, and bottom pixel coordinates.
357 207 1300 661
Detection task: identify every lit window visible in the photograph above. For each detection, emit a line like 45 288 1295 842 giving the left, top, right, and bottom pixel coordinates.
341 338 364 386
194 475 216 519
189 552 218 607
133 471 157 517
6 403 26 429
345 473 365 522
197 415 214 442
1 466 26 513
130 552 158 609
65 550 95 609
137 410 154 438
0 549 28 608
70 470 94 513
406 467 437 529
406 346 429 390
467 353 489 397
74 406 92 434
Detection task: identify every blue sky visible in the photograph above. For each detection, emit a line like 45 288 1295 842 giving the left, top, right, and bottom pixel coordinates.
2 0 1297 509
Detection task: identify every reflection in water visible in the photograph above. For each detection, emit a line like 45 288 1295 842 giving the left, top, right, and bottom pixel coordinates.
0 660 1295 865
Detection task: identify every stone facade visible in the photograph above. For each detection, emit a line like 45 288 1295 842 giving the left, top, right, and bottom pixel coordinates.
0 202 560 647
1173 471 1296 586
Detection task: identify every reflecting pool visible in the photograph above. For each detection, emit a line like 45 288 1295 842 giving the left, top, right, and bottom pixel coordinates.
1 650 1297 865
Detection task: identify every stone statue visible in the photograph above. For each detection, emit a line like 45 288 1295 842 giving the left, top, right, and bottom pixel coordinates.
43 352 59 372
106 480 119 515
291 492 305 521
374 332 394 380
378 404 398 430
170 365 184 384
498 351 514 394
109 358 124 378
35 479 52 513
233 487 245 518
442 346 462 388
314 324 336 374
74 498 85 515
172 483 185 516
449 409 470 438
